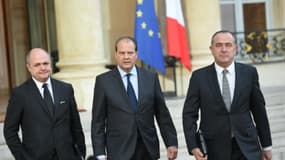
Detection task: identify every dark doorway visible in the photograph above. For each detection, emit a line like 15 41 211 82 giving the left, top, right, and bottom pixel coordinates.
243 3 266 31
243 3 268 62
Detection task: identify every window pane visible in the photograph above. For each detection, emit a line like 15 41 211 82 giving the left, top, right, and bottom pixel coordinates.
221 4 236 32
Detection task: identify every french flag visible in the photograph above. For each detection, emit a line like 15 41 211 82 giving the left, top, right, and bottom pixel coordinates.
166 0 191 71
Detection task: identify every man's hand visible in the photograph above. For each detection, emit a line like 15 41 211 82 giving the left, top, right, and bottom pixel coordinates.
191 148 207 160
262 150 272 160
167 146 178 160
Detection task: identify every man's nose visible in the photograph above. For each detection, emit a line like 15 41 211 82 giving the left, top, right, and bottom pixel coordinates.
123 53 130 58
40 64 46 69
221 45 227 51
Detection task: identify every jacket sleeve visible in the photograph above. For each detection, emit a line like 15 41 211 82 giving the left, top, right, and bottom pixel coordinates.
91 76 107 156
153 73 178 148
249 67 272 147
3 89 25 159
69 85 86 158
182 71 200 154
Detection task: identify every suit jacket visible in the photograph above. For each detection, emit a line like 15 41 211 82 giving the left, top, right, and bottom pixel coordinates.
4 78 86 160
91 67 178 160
183 62 272 160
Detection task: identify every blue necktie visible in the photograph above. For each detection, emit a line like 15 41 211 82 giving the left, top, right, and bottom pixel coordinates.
126 73 138 110
42 83 55 115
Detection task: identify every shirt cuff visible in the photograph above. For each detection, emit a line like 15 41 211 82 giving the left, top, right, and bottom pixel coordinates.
96 155 107 159
263 146 272 151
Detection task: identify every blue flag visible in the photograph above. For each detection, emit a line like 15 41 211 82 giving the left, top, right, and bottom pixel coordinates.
135 0 165 74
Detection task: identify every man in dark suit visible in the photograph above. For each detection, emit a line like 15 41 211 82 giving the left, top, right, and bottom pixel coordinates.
91 36 178 160
4 48 86 160
183 30 272 160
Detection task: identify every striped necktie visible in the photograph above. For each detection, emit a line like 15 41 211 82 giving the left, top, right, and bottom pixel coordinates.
222 70 231 111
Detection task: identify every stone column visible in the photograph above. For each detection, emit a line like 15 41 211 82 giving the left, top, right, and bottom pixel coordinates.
53 0 108 111
272 0 284 27
175 0 221 96
0 0 8 95
278 0 285 27
184 0 221 70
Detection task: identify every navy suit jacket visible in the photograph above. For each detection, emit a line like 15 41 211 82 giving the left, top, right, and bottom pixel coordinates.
183 62 272 160
91 67 178 160
4 78 86 160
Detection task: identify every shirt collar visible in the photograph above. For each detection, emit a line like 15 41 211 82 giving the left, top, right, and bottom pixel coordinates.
32 77 52 89
117 65 137 78
214 62 235 75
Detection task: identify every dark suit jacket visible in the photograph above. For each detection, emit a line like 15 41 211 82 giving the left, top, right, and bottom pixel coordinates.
183 62 272 160
91 67 178 160
4 78 86 160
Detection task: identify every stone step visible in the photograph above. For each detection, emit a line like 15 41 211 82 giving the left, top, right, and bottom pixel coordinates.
269 118 285 133
272 151 285 160
0 144 13 160
267 105 285 121
271 131 285 148
0 127 6 145
0 124 12 160
79 112 93 157
267 104 285 113
264 91 285 106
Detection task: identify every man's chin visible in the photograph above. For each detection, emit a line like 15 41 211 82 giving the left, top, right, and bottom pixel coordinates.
36 76 49 82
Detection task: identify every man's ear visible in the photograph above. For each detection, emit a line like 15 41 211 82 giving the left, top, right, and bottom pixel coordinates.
26 64 31 72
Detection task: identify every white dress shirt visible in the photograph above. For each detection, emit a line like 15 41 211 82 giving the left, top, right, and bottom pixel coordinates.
215 62 235 102
32 77 54 102
117 65 139 100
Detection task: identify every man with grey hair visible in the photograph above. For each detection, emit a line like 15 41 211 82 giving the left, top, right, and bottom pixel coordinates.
4 48 86 160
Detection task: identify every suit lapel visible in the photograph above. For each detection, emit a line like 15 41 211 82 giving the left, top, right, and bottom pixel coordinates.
50 79 59 117
207 64 231 112
231 63 242 108
112 68 134 112
137 68 144 109
208 62 244 112
28 79 54 118
207 64 224 102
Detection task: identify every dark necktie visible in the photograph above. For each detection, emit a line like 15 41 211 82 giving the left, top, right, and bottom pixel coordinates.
126 73 138 110
222 70 231 111
42 83 54 115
